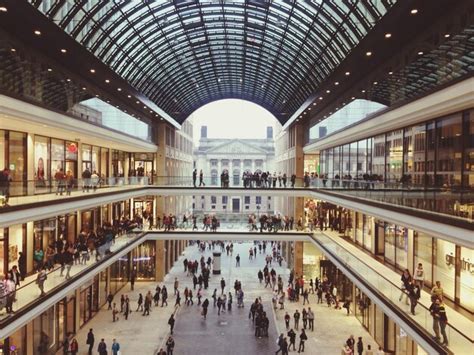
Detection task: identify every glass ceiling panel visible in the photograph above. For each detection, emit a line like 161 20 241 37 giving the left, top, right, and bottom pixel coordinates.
29 0 396 123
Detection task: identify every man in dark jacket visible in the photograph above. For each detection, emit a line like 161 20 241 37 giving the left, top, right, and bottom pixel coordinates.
86 329 94 355
97 339 107 355
287 329 296 351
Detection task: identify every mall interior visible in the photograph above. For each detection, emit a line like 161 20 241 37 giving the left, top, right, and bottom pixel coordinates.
0 1 473 355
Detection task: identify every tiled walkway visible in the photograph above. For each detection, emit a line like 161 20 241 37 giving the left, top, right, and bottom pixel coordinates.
71 241 378 354
319 230 473 354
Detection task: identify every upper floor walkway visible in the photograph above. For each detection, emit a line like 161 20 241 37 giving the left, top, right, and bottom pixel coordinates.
1 176 472 248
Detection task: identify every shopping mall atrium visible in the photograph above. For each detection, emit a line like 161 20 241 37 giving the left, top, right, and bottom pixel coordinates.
0 1 473 354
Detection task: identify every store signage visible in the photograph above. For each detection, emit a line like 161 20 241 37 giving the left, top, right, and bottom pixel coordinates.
445 253 474 274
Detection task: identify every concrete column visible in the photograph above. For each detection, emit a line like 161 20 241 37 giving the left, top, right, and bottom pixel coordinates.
74 289 81 331
26 321 34 355
130 198 134 218
27 133 34 195
408 229 414 274
76 210 82 233
26 222 34 274
294 241 304 278
155 240 165 282
77 142 82 177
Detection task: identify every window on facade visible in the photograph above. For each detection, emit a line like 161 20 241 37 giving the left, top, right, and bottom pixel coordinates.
255 160 263 168
244 159 252 167
256 196 262 204
437 114 462 187
222 196 228 204
222 159 229 167
244 196 250 204
210 159 218 167
211 196 217 204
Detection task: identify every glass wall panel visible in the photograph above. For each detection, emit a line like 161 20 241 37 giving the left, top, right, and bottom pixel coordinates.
384 222 396 264
333 146 340 179
357 139 368 178
342 144 350 177
9 131 26 196
35 136 50 186
460 246 474 312
8 224 24 271
363 215 373 251
414 232 433 286
463 111 474 188
350 142 358 178
51 139 65 175
355 212 363 245
437 114 462 187
434 239 455 300
386 129 403 183
372 134 385 179
0 130 5 172
395 226 408 270
33 305 56 354
412 124 426 186
92 146 100 173
426 122 436 186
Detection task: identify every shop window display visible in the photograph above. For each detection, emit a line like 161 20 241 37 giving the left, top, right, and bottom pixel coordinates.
434 239 456 300
414 232 433 286
460 247 474 312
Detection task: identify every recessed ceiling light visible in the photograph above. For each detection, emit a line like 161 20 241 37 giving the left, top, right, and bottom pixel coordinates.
0 6 7 12
410 9 418 14
143 106 147 109
95 94 99 97
312 103 316 106
385 33 392 39
444 34 450 38
326 90 330 93
240 79 243 82
418 51 424 55
149 110 153 113
34 30 41 36
361 89 366 93
334 82 339 85
106 100 110 103
66 78 71 82
261 84 264 88
105 79 110 83
90 69 96 73
308 108 311 111
351 96 355 99
388 71 393 75
366 51 372 56
117 88 122 91
47 68 52 72
296 119 299 122
136 101 140 104
373 81 378 85
60 48 67 53
127 95 131 98
303 112 307 115
218 78 221 82
10 48 16 52
345 71 350 76
82 87 86 90
319 97 323 100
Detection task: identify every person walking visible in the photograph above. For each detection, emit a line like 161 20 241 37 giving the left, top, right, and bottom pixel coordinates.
97 339 107 355
293 309 300 330
111 339 120 355
284 312 290 330
408 282 421 315
220 278 226 294
192 169 197 187
438 300 449 346
36 267 47 296
275 333 284 355
298 329 307 353
202 298 209 319
307 308 314 331
287 329 296 351
235 254 241 267
136 293 144 311
199 169 205 186
168 314 175 334
86 329 94 355
357 337 364 355
70 337 79 355
413 263 424 288
166 336 175 355
107 292 113 310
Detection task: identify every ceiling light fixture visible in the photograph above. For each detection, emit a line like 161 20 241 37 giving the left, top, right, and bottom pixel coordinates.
388 71 393 75
410 9 418 14
366 51 372 56
345 71 350 76
90 69 96 73
47 68 52 72
117 88 122 91
127 95 131 98
66 78 71 82
334 82 339 85
10 48 16 52
385 33 392 39
34 30 41 36
373 81 378 85
361 89 366 93
136 101 140 104
60 48 67 53
105 79 110 83
312 103 316 106
418 51 424 55
319 96 323 100
82 87 86 90
351 96 355 100
444 34 450 38
326 90 330 93
0 6 7 12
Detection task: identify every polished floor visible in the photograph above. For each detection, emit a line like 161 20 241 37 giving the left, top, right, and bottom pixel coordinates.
71 241 378 354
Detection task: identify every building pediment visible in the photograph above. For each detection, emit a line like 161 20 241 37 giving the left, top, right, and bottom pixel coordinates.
205 139 270 155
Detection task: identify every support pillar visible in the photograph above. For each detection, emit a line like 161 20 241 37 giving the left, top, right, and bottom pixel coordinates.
294 241 304 278
26 321 34 355
155 240 165 282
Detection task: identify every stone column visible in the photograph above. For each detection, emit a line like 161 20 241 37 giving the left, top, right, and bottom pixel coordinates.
294 241 304 278
155 240 165 282
27 133 34 195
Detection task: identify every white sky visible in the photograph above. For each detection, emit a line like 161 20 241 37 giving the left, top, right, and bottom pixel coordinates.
188 99 282 145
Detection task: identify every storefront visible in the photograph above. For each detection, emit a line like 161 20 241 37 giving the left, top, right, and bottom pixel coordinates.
81 144 109 177
0 129 27 196
130 152 155 182
131 241 156 280
81 207 101 232
111 149 127 178
0 325 26 355
79 276 99 327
